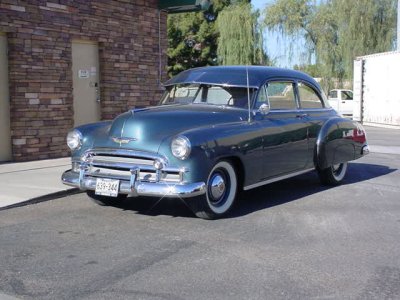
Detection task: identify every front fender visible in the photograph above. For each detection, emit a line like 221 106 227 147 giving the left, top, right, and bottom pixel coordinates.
158 121 262 184
315 117 367 169
70 121 112 159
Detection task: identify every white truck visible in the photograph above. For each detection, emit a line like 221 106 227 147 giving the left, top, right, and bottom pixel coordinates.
353 51 400 127
328 89 354 117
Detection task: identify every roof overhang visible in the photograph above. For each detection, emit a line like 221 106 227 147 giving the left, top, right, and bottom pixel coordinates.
158 0 211 13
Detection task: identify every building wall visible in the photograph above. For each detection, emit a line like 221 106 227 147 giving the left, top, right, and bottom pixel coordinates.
0 1 168 161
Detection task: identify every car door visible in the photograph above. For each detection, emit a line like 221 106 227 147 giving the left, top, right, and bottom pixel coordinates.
340 90 353 115
297 81 332 168
255 81 309 180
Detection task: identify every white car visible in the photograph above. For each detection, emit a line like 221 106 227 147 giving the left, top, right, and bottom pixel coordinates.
328 89 353 116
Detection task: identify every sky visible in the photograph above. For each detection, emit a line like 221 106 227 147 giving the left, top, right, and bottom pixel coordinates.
251 0 307 68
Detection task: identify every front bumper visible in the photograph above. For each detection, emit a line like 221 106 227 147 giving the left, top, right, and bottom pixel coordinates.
62 170 206 198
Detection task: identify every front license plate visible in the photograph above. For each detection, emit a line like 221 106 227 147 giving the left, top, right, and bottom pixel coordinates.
95 178 120 197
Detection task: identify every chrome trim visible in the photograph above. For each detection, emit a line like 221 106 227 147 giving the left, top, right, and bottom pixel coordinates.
130 167 138 192
82 148 168 166
243 168 315 191
90 155 154 166
62 170 206 198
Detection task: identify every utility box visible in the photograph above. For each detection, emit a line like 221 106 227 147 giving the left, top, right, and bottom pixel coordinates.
158 0 211 13
353 51 400 127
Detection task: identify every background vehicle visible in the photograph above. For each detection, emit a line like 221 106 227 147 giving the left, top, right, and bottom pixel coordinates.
353 51 400 127
328 89 353 117
62 66 369 219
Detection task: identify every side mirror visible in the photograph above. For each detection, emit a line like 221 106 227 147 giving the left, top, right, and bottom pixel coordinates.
258 103 270 115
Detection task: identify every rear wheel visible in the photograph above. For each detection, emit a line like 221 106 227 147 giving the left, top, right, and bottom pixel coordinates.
189 161 238 220
86 191 126 206
317 162 348 185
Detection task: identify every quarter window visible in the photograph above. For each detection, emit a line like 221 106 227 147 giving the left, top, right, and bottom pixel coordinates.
255 85 268 109
298 82 323 109
266 82 296 110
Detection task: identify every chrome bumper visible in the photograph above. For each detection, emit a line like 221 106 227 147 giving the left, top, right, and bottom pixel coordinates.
61 170 206 198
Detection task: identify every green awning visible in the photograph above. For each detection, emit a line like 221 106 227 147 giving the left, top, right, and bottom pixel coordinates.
158 0 211 13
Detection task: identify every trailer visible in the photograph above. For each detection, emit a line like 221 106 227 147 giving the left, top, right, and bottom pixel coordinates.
353 51 400 128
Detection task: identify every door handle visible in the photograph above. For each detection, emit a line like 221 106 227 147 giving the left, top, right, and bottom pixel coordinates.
296 113 309 119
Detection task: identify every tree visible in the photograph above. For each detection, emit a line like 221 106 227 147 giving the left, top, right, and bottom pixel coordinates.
216 2 268 65
263 0 397 87
167 1 231 77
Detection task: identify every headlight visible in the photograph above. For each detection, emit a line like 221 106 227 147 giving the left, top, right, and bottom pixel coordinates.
171 136 191 160
66 130 82 150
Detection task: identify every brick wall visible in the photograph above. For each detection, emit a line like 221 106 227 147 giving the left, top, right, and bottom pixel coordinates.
0 0 168 161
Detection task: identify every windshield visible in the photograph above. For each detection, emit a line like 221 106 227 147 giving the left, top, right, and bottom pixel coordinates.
160 84 256 109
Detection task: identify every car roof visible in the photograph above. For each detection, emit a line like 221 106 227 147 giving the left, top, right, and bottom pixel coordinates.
164 66 320 90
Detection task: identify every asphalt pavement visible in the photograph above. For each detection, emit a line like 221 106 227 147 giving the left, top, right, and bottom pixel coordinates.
0 125 399 299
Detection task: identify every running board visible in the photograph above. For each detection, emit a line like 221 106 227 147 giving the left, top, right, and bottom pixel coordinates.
243 168 315 191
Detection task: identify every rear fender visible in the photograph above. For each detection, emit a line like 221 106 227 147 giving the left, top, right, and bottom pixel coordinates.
314 117 367 169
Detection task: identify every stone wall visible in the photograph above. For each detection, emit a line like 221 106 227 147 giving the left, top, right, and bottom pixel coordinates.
0 0 168 161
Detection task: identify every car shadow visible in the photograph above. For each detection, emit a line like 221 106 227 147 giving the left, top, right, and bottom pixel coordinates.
111 162 396 219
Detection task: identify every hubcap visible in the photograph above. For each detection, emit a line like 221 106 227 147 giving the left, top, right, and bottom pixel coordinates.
210 174 226 202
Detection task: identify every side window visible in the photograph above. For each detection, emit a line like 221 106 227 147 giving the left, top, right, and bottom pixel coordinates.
298 82 323 109
329 90 338 98
266 82 296 110
341 91 353 100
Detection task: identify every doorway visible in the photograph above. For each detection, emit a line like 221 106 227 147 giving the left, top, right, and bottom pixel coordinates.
71 41 101 126
0 33 11 162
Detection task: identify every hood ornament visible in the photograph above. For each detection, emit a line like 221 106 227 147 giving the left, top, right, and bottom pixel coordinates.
111 136 137 145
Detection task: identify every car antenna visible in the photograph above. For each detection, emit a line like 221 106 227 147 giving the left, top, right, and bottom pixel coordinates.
246 65 251 122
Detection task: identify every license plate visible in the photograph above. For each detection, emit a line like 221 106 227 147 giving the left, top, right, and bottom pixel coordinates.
95 178 120 197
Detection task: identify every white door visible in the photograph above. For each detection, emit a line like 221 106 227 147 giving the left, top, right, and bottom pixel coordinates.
0 33 11 161
71 41 101 126
339 90 353 116
328 90 339 111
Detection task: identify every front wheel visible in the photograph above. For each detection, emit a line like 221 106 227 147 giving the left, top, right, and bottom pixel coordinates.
317 162 348 186
188 161 238 220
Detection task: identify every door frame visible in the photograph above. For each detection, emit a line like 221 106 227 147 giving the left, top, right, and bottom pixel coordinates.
0 32 12 161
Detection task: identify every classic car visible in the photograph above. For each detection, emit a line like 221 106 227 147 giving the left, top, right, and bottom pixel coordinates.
62 66 369 219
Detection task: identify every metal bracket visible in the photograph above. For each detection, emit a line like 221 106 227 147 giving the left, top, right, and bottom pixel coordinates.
129 167 139 192
78 163 88 190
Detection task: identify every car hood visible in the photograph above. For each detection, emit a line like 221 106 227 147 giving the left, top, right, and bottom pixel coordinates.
92 104 248 152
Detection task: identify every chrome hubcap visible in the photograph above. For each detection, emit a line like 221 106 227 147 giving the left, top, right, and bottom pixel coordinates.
210 174 226 201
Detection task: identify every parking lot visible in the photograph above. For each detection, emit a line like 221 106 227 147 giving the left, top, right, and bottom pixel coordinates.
0 126 399 300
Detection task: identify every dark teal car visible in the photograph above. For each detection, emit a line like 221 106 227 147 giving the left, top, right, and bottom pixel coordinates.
62 66 369 219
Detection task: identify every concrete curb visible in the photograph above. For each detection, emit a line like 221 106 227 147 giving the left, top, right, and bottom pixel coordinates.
0 188 82 211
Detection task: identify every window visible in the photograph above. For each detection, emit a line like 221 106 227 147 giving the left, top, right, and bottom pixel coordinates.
255 85 268 109
160 84 255 108
341 91 353 100
266 82 296 110
329 90 338 98
298 82 323 109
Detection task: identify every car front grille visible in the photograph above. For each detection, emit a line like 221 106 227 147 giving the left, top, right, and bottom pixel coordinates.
78 148 183 183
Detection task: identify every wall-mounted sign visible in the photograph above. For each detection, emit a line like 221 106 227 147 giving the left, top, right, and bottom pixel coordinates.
90 66 97 76
78 69 90 78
